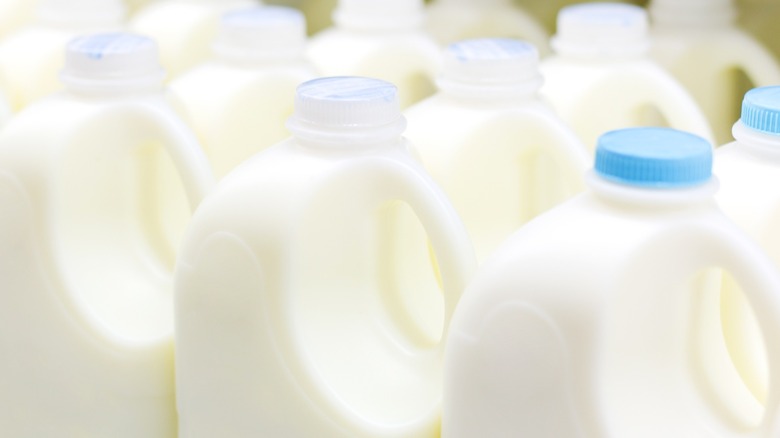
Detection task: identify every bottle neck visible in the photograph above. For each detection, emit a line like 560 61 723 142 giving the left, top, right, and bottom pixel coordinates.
213 45 304 68
61 75 165 98
437 79 542 104
287 117 408 151
732 120 780 161
588 172 718 210
552 38 650 62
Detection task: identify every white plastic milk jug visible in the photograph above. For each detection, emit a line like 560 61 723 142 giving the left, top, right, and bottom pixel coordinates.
405 38 589 263
130 0 258 80
541 3 715 150
174 76 476 437
650 0 780 146
0 33 215 437
425 0 549 54
0 0 36 40
170 6 317 179
306 0 441 108
714 86 780 408
0 0 125 111
443 127 780 437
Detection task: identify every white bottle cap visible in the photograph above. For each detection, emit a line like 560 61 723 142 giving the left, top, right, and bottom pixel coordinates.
438 38 543 100
60 33 166 94
649 0 737 29
37 0 126 29
213 6 307 63
287 76 406 146
552 3 650 58
333 0 425 31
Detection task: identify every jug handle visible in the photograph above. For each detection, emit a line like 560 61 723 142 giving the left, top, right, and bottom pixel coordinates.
730 31 780 88
383 155 477 349
143 103 216 210
636 66 717 145
709 223 780 435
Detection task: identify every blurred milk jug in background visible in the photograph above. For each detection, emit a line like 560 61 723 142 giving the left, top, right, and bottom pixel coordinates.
0 33 214 437
405 38 588 263
425 0 549 54
306 0 441 108
174 76 476 437
443 127 780 437
131 0 257 80
170 6 317 179
650 0 780 145
0 0 125 111
541 3 715 150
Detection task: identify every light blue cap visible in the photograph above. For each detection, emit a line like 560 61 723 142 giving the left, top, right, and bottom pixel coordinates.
741 86 780 135
595 128 712 188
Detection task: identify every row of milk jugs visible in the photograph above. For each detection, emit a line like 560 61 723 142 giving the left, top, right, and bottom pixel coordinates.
3 0 780 437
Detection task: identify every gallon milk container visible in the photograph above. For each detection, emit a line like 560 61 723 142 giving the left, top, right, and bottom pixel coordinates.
713 86 780 409
0 0 125 112
0 0 36 40
0 33 215 437
425 0 549 54
650 0 780 146
174 76 476 437
170 6 317 179
541 3 714 150
306 0 441 108
405 38 589 263
444 127 780 437
131 0 257 80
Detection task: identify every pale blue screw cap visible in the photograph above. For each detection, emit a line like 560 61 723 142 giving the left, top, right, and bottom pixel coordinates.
741 86 780 135
595 127 713 188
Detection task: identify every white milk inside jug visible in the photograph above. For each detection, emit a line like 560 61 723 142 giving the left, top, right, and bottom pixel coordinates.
130 0 258 80
405 38 588 263
0 0 125 112
541 3 715 150
0 0 36 40
425 0 550 55
174 76 476 437
0 33 214 437
170 6 316 179
714 86 780 407
650 0 780 146
306 0 441 108
443 127 780 437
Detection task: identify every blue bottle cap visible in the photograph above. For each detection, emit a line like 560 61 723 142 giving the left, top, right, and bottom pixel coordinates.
741 86 780 136
595 128 712 188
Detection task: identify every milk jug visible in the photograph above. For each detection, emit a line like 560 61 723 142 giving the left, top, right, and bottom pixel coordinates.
443 127 780 437
130 0 257 80
713 86 780 408
650 0 780 146
0 33 215 437
541 3 715 150
425 0 550 55
405 38 589 263
0 0 36 39
170 6 316 179
0 0 125 112
174 76 476 437
306 0 441 108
